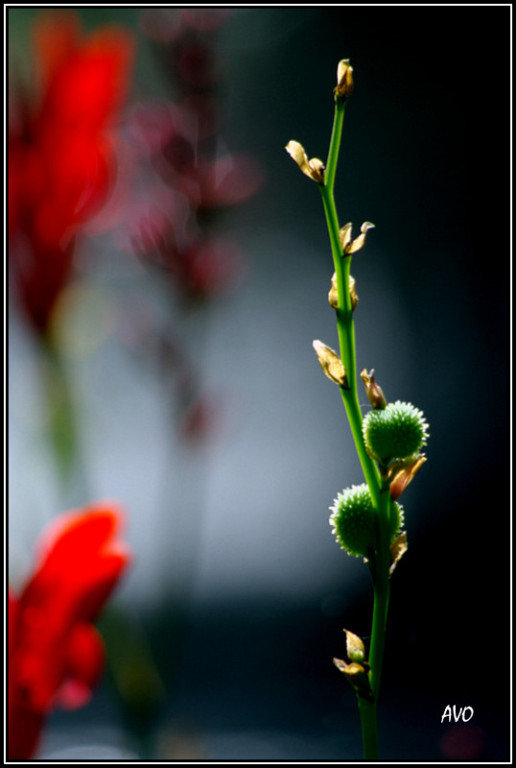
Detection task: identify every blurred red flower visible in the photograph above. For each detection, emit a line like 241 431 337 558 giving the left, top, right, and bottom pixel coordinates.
8 504 131 759
8 12 134 334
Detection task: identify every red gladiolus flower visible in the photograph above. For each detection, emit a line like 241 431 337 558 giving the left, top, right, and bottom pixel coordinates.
8 12 133 334
8 504 131 760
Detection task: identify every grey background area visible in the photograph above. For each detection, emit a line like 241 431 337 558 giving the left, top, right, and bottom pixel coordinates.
8 7 510 761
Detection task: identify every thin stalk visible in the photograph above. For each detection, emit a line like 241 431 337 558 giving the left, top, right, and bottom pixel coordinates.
319 109 381 505
368 486 391 701
357 698 378 760
319 98 393 760
325 102 345 195
39 334 89 503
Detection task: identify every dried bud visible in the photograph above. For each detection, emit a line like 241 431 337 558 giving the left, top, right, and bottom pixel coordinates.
285 140 325 184
328 273 358 311
349 275 359 311
340 221 375 256
360 369 387 410
389 531 408 575
344 629 365 663
313 340 347 387
333 658 373 701
389 455 427 500
334 59 354 101
308 157 325 182
339 222 352 252
328 272 338 309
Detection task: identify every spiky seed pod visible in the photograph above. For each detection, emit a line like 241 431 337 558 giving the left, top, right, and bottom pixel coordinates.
362 400 429 463
329 484 404 558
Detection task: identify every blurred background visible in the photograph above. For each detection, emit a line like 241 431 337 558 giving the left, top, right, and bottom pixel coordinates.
8 6 510 761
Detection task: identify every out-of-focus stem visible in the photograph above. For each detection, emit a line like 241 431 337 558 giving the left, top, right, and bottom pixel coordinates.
39 335 88 500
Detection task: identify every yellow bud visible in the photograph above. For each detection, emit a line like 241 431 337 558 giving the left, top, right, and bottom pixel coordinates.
360 368 387 410
285 139 307 167
313 340 348 387
333 658 373 701
339 222 374 255
308 157 325 182
344 629 365 663
339 222 353 251
285 140 325 184
335 59 354 101
328 273 358 311
328 272 338 309
389 531 408 575
349 275 359 311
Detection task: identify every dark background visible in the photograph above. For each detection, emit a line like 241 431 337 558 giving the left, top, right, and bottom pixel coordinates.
8 6 510 761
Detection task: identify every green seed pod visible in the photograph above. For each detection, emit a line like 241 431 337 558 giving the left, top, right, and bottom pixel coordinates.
362 400 429 463
329 484 403 558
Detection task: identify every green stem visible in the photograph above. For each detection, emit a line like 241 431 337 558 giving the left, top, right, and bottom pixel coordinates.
39 335 88 500
325 102 345 195
357 698 378 760
319 97 393 760
319 154 381 504
368 486 391 701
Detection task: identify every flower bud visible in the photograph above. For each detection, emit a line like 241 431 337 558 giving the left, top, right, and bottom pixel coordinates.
339 222 352 252
307 157 325 182
360 368 387 410
339 221 375 256
329 483 403 558
344 629 365 663
389 531 408 575
389 454 427 500
328 273 358 311
333 658 373 701
363 401 429 463
285 140 325 184
313 340 347 387
328 272 338 309
349 275 358 311
334 59 354 101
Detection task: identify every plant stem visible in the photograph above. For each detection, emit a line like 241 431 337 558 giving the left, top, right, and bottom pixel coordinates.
319 98 392 760
357 698 378 760
368 486 391 701
39 335 89 503
325 102 345 195
319 105 381 505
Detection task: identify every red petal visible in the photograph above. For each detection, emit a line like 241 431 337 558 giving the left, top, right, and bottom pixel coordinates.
33 11 80 93
28 503 131 622
55 622 105 710
11 505 130 712
9 589 18 652
35 504 124 568
39 25 133 135
9 588 45 758
8 700 44 760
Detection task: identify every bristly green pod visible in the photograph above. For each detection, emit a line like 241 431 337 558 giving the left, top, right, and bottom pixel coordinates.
362 400 429 463
329 484 404 557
